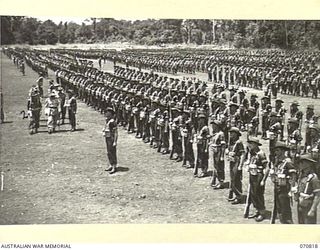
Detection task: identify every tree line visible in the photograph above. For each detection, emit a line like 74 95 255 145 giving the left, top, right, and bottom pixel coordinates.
1 16 320 49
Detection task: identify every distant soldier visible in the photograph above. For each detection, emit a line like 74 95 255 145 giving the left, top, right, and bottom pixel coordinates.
287 118 303 162
227 127 245 204
275 98 286 141
289 101 303 128
295 154 320 224
261 104 272 139
245 137 269 222
103 107 118 174
0 91 4 124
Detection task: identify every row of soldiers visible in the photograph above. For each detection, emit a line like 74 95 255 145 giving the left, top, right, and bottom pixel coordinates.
53 60 319 224
6 48 320 224
56 48 320 98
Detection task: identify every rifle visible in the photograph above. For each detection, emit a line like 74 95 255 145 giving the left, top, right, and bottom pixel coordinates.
243 181 251 218
270 182 277 224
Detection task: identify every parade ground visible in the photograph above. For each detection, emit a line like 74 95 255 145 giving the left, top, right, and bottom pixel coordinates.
0 52 319 224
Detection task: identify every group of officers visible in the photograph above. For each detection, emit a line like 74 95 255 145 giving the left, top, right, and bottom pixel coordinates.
4 47 320 224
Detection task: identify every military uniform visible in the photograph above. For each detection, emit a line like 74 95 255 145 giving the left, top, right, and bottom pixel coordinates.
64 91 77 131
45 93 60 134
210 119 226 188
270 141 296 224
194 125 209 178
227 127 245 204
103 108 118 174
246 137 269 222
296 154 320 224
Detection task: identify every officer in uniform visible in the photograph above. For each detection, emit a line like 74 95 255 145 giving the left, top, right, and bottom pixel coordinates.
27 88 42 134
45 92 60 134
103 107 118 174
227 127 245 204
245 137 269 222
270 141 296 224
295 154 320 224
64 90 77 132
57 87 66 124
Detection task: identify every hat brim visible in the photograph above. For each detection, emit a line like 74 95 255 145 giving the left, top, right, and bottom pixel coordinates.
247 140 262 146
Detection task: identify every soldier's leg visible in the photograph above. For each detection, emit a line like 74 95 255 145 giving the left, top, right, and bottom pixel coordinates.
194 146 201 177
229 163 235 200
211 156 218 186
278 189 293 224
199 151 209 177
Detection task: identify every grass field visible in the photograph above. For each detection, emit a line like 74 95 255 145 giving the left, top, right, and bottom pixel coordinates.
0 52 319 224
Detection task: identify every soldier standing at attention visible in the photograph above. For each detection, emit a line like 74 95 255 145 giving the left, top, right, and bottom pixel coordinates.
295 154 320 224
210 119 226 189
64 90 77 132
246 137 269 222
103 107 118 174
227 127 245 204
270 141 296 224
57 87 66 125
0 91 4 124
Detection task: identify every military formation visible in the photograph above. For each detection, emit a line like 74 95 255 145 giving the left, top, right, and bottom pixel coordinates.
2 47 320 224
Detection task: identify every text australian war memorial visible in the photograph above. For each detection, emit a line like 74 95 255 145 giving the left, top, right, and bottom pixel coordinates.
0 17 320 225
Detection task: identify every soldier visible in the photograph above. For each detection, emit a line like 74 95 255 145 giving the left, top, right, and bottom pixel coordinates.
27 88 42 134
210 119 226 189
245 137 269 222
227 127 245 204
36 73 44 97
45 92 60 134
247 107 259 137
261 104 272 139
64 90 77 132
181 110 195 169
270 141 296 224
57 87 66 125
0 91 4 124
304 105 316 152
170 115 183 162
287 117 303 162
295 154 320 224
290 101 303 128
103 107 118 174
194 125 210 178
275 98 286 141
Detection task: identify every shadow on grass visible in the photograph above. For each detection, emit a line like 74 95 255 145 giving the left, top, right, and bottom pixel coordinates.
0 121 13 124
116 166 129 172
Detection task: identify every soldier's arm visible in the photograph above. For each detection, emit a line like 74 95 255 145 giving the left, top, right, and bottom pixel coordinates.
308 178 320 215
238 142 246 170
260 152 269 185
